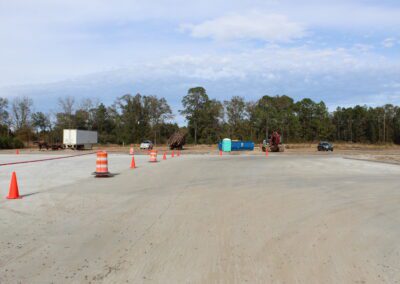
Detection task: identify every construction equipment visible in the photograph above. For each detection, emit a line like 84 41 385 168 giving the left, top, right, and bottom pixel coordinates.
168 132 186 150
262 131 285 152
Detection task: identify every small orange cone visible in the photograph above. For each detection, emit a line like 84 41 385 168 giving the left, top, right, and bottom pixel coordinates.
219 150 222 156
7 172 21 199
163 152 167 160
16 149 20 155
171 150 175 158
129 144 134 155
265 147 269 157
130 155 136 169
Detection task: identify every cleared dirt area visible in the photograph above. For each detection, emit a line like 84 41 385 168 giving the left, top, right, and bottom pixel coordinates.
1 152 400 283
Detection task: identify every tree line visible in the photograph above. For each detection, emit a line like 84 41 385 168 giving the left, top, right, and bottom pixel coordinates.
1 87 400 148
181 87 400 144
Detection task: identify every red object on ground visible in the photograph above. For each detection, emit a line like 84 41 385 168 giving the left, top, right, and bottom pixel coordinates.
171 150 175 158
0 152 94 167
270 131 281 146
219 150 222 156
130 155 136 169
7 172 21 199
16 149 19 155
163 152 167 160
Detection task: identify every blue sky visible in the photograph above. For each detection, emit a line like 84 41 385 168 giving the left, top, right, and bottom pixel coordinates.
0 0 399 123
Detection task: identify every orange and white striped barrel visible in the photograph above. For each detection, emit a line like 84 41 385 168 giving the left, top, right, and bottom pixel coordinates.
95 151 110 176
149 150 158 162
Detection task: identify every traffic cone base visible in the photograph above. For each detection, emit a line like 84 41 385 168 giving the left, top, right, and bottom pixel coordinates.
7 172 21 199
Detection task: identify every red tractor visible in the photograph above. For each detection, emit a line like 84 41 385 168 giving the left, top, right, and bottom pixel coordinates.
262 131 285 152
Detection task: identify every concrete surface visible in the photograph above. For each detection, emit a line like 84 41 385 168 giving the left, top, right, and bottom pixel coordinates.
0 153 152 196
1 153 400 283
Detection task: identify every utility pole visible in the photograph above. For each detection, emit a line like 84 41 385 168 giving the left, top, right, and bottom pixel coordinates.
350 119 353 142
194 121 197 145
264 103 268 141
383 111 386 143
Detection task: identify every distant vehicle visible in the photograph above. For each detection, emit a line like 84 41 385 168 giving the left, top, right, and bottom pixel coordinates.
34 141 64 151
140 140 153 150
63 129 98 150
318 141 334 151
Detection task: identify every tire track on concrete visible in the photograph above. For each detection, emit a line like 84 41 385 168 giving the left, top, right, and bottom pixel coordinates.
91 170 195 282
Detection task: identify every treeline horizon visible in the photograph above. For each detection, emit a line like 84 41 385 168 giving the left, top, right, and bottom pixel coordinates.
1 86 400 148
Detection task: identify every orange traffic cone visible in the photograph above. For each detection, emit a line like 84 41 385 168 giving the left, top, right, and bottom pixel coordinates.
16 149 19 155
7 172 21 199
130 155 136 169
265 147 269 157
163 152 167 160
219 150 222 156
129 144 134 155
171 150 175 158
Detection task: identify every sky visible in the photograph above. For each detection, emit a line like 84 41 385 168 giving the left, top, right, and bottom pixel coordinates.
0 0 399 123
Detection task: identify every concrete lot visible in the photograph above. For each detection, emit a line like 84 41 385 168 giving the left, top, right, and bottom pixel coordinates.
1 153 400 283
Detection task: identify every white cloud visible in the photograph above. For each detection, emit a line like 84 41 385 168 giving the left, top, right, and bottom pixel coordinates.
181 12 306 42
382 37 396 48
1 0 400 113
2 45 399 105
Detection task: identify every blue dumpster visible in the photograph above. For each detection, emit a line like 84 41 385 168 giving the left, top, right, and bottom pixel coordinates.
218 140 254 151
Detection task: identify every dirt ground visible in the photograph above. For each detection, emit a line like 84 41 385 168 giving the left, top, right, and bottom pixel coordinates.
1 151 400 283
7 142 400 164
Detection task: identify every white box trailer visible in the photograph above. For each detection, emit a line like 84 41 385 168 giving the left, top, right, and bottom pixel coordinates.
63 129 98 150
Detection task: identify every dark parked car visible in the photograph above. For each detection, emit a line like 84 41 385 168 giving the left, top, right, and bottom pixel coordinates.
318 141 334 151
